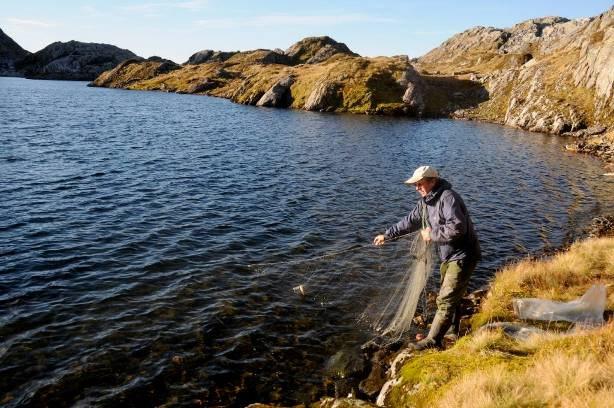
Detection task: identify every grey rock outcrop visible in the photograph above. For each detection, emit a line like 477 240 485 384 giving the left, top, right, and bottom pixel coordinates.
0 28 30 76
398 65 426 115
500 16 570 54
256 75 294 107
285 36 358 65
17 40 137 80
304 80 342 111
572 9 614 122
418 6 614 141
186 49 236 64
250 50 291 65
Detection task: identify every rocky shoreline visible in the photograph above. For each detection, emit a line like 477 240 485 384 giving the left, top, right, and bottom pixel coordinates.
2 7 612 164
246 215 614 407
89 7 614 165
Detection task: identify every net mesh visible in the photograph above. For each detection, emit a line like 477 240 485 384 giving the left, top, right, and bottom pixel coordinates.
249 232 436 342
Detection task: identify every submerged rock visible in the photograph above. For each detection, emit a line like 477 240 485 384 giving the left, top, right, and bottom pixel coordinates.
358 353 387 399
324 348 368 398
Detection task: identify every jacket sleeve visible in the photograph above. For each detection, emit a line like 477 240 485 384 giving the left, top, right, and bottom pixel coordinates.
384 203 422 239
430 191 467 243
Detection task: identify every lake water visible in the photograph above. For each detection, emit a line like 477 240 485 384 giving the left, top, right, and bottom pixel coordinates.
1 77 613 406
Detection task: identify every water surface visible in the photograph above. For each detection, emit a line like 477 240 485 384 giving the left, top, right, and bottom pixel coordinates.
1 77 612 406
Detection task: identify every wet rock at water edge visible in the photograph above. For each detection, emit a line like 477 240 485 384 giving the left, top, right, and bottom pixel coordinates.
563 125 607 138
358 359 387 399
324 348 368 398
586 215 614 238
318 397 378 407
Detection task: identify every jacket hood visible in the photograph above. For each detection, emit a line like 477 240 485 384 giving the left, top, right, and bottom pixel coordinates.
423 178 452 204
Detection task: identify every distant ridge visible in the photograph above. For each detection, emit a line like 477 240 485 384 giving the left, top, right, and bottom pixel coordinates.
16 40 139 81
0 28 30 76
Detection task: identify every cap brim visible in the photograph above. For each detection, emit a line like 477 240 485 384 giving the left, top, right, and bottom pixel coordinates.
404 175 422 184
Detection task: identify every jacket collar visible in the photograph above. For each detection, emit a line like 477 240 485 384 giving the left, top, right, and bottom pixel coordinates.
423 178 451 205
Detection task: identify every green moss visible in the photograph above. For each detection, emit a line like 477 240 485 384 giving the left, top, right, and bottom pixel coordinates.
389 333 530 407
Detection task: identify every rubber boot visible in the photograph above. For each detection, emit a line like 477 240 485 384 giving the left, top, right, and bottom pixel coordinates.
407 314 452 351
444 306 463 341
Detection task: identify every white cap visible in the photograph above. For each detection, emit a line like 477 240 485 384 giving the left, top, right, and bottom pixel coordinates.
404 165 439 184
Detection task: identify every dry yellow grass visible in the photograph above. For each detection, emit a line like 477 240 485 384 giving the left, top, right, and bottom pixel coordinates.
388 237 614 407
473 237 614 327
437 325 614 408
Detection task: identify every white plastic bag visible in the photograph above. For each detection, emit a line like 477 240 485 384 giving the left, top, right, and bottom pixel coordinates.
513 284 606 327
479 322 545 341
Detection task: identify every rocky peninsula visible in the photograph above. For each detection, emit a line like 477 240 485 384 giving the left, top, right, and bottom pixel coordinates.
90 8 614 164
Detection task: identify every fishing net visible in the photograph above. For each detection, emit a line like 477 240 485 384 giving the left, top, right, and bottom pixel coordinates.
249 231 436 342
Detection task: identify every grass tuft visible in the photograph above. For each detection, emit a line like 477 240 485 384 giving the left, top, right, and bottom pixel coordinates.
388 237 614 407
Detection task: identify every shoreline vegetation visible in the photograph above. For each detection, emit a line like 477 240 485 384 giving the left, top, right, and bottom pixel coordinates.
248 221 614 408
380 235 614 408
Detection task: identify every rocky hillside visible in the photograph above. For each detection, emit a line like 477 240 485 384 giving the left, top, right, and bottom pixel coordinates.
0 28 30 76
91 9 614 164
17 41 138 80
92 37 432 116
417 7 614 163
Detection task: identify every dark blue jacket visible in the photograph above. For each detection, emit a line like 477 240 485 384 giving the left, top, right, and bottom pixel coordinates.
384 179 481 262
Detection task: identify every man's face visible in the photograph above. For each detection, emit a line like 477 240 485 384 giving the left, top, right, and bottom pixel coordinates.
414 178 437 198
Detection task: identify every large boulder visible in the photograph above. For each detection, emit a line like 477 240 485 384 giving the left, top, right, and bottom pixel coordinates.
304 80 342 111
397 64 426 115
256 75 294 107
17 40 138 80
0 28 30 76
285 36 358 65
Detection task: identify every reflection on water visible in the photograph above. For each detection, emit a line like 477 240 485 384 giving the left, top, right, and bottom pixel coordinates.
1 77 612 406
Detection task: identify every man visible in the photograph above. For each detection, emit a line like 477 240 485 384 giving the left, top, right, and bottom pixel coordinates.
373 165 480 350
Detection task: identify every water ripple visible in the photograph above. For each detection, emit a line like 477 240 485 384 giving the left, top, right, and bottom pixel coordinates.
1 77 613 407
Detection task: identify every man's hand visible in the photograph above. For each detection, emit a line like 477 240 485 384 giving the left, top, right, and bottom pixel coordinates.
420 228 432 242
373 234 386 246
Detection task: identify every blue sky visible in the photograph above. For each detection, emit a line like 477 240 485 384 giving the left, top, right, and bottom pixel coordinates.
2 1 612 63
